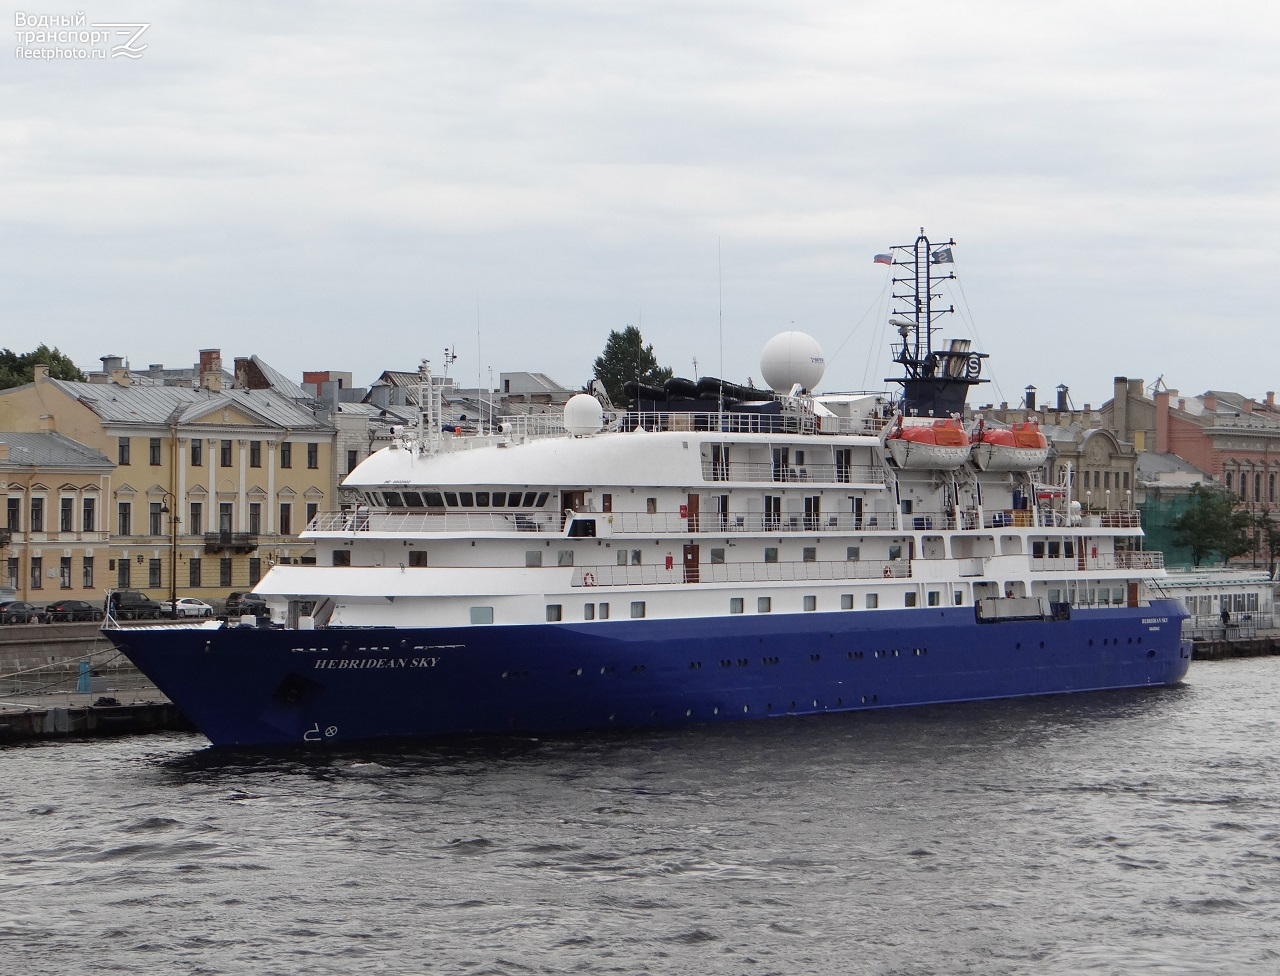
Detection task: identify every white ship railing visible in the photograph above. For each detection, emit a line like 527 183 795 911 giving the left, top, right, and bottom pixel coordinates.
1030 551 1164 572
572 559 910 588
700 460 887 485
307 511 560 534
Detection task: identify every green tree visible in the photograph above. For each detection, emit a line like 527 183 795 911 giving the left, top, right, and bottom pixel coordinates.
1169 484 1252 567
0 344 86 389
1251 508 1280 576
591 326 672 406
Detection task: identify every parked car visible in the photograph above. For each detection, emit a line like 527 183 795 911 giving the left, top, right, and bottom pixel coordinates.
0 600 44 624
166 597 214 618
109 590 164 620
43 599 105 622
224 591 270 618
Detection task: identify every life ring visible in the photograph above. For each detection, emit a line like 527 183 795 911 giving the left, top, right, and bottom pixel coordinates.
883 565 893 578
583 572 596 587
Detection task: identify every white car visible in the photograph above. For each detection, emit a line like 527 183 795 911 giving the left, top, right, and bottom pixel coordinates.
168 598 214 618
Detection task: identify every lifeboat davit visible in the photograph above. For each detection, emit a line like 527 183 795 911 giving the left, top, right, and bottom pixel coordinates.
885 417 972 470
971 421 1050 471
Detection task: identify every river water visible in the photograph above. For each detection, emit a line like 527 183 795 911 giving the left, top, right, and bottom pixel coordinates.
3 657 1279 975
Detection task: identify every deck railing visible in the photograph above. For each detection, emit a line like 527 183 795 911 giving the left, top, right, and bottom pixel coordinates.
700 460 886 485
573 559 909 588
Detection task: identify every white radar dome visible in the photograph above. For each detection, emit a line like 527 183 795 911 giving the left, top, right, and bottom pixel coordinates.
563 393 604 435
760 331 825 393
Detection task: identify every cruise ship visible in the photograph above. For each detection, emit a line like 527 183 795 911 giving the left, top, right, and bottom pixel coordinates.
104 233 1191 747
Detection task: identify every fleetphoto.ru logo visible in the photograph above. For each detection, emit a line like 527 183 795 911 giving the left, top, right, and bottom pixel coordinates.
15 11 150 60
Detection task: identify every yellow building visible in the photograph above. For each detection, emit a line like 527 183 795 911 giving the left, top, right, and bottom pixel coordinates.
0 358 336 605
1 432 114 602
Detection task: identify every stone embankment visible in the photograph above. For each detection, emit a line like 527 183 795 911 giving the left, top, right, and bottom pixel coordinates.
0 620 188 741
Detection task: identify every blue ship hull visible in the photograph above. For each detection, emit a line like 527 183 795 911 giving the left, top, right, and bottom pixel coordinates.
104 600 1192 748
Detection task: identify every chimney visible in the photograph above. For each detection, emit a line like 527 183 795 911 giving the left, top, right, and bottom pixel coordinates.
1056 384 1069 411
369 379 391 409
1203 393 1217 412
100 354 124 373
1113 377 1128 439
1243 399 1253 414
1025 385 1036 411
198 349 222 392
234 357 250 389
1155 390 1171 454
1268 391 1276 409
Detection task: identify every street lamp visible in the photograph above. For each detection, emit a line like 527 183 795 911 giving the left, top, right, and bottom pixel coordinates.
159 491 179 618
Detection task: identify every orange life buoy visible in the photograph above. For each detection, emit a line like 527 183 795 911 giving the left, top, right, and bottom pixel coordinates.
583 572 596 587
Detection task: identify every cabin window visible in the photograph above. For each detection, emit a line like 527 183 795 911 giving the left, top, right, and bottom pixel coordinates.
424 491 444 507
459 492 474 507
757 597 772 613
384 492 403 507
710 548 725 564
444 492 459 506
927 591 941 607
409 551 428 567
1064 541 1075 557
630 601 646 618
535 492 550 507
1113 587 1126 605
646 498 658 514
901 499 913 515
508 494 523 508
332 550 351 566
866 593 879 609
470 607 494 625
599 602 610 619
1032 541 1045 559
546 605 562 622
764 548 778 563
905 592 918 607
557 550 574 567
954 590 964 605
522 492 537 507
402 491 423 507
475 492 490 506
847 546 860 561
1048 540 1061 558
525 551 542 567
803 595 816 612
584 603 595 621
841 594 854 610
1049 588 1061 603
617 550 627 566
888 545 902 561
492 492 506 507
730 597 744 614
803 547 816 562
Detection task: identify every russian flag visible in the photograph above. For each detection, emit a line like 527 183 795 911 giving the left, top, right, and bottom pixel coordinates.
873 253 893 265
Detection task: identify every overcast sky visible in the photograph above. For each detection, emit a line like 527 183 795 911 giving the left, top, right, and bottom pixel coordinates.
4 1 1278 408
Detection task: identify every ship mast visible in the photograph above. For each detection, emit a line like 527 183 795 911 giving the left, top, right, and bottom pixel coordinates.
883 230 987 417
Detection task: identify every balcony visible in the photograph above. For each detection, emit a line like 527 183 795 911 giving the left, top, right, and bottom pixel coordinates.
204 532 259 554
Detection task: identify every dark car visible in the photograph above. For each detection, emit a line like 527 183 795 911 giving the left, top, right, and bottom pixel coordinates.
225 591 270 619
110 590 164 620
0 600 44 624
43 599 105 622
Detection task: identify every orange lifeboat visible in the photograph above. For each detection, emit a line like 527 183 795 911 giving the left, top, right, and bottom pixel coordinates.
971 421 1050 471
885 417 972 469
